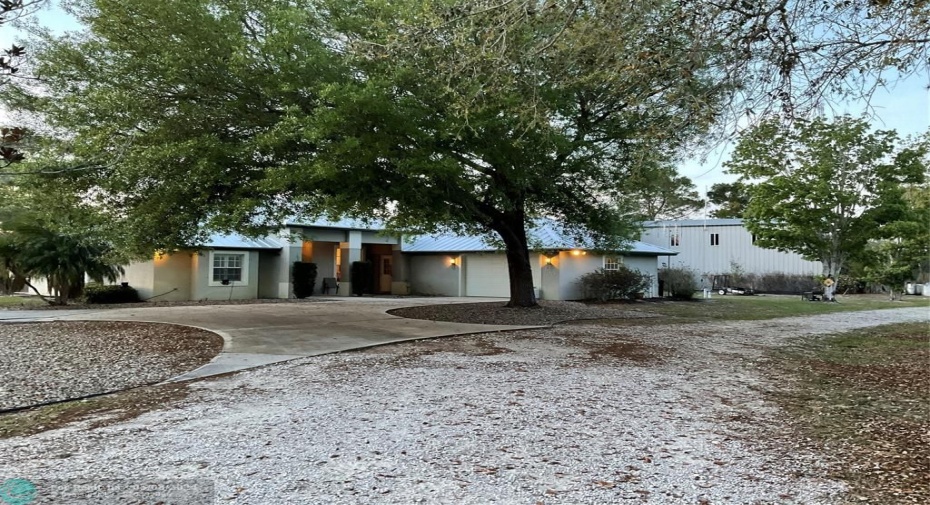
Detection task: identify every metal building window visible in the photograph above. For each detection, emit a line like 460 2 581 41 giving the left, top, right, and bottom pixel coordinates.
670 234 680 247
710 233 720 246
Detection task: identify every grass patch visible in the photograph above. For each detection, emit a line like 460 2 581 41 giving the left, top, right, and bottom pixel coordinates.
0 383 190 439
0 295 45 308
766 322 930 504
635 294 929 321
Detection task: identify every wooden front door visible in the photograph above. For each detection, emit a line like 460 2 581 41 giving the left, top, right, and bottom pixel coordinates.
379 256 393 293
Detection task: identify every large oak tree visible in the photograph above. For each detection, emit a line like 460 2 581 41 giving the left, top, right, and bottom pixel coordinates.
4 0 928 306
5 0 747 306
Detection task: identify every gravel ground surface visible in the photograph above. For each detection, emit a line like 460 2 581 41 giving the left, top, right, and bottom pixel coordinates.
389 300 657 325
0 307 926 504
0 321 223 410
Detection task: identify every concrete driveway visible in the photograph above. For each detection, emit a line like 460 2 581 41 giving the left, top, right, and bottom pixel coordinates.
1 297 541 379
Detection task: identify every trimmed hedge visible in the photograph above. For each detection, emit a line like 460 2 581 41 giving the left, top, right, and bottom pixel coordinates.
292 262 318 299
350 261 373 296
659 267 699 299
579 266 652 301
83 284 141 304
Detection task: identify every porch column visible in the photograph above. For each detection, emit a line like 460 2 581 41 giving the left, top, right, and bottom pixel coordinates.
391 245 410 295
274 228 302 299
338 230 362 296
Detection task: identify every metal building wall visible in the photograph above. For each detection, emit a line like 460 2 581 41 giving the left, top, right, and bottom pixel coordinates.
641 221 822 277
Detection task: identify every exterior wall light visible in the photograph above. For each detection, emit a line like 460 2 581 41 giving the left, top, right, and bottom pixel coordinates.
449 257 459 267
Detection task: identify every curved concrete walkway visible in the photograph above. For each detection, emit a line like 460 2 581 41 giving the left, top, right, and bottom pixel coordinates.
1 297 542 380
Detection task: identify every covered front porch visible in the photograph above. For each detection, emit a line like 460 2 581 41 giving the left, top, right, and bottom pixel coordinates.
263 223 410 298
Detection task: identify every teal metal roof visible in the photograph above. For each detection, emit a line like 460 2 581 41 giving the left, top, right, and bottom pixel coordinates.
403 221 676 256
204 233 282 250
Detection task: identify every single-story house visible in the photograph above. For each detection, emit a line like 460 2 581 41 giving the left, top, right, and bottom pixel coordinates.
118 219 676 301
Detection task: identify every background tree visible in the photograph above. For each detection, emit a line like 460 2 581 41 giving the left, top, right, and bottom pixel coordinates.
625 160 704 221
0 0 44 167
725 116 928 277
4 0 927 307
856 182 930 297
718 0 929 115
706 182 751 219
0 208 124 304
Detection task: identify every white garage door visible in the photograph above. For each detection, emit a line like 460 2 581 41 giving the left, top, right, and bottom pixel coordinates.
464 254 511 297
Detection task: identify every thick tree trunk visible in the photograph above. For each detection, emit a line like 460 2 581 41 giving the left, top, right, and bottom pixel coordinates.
494 214 538 308
821 253 845 277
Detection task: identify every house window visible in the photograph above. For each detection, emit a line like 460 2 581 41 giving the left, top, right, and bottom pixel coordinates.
670 234 680 247
710 233 720 246
751 233 757 244
209 251 249 286
604 256 623 271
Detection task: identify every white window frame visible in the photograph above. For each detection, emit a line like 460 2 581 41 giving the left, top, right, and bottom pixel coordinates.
603 256 624 271
670 234 680 247
208 250 250 286
710 233 720 246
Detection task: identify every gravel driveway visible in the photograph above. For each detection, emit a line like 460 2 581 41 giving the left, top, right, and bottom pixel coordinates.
0 321 223 410
0 307 925 504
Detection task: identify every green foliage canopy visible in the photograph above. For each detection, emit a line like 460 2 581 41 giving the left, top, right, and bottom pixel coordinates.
7 0 927 305
0 208 124 304
706 182 751 219
724 116 928 277
5 0 750 306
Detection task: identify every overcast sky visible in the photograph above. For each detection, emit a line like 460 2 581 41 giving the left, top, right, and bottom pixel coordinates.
681 77 930 191
4 2 929 197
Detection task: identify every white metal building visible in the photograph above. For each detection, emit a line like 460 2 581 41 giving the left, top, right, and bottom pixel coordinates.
639 219 822 278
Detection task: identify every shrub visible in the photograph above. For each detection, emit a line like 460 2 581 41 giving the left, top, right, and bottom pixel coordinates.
750 272 817 294
834 274 865 294
579 266 652 302
292 262 318 299
349 261 373 296
83 283 141 304
659 267 699 299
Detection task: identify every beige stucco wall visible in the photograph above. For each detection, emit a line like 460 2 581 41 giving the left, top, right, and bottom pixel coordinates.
190 250 260 301
556 252 603 300
539 254 561 300
257 250 282 299
119 260 156 299
309 242 337 294
409 255 461 296
147 252 192 302
622 255 660 298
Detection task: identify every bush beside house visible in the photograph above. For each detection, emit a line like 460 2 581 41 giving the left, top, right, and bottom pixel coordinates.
579 266 652 302
292 262 318 298
350 261 373 296
660 267 699 299
83 283 141 304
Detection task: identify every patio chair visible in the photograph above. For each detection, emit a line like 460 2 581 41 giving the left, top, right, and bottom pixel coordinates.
322 277 339 295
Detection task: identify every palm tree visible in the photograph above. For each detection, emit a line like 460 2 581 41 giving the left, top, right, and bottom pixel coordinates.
0 210 123 305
